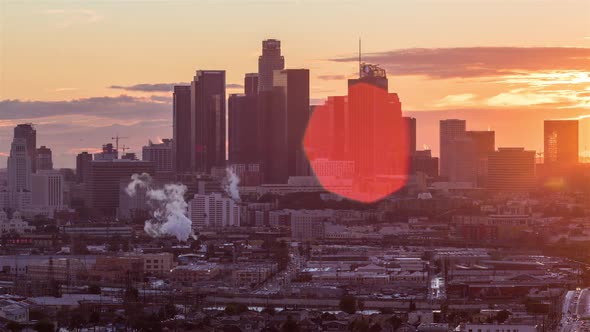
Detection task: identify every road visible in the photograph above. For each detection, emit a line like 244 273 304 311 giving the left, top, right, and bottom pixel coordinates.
560 288 590 332
254 243 303 295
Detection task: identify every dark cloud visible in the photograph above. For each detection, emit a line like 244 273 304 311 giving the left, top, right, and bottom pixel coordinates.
331 47 590 79
150 95 173 103
109 83 189 92
0 95 170 120
109 82 244 92
0 96 173 168
226 83 244 89
317 74 347 81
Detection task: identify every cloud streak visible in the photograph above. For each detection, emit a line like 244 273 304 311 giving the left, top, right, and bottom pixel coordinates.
110 82 244 92
331 47 590 79
0 95 170 120
43 9 103 28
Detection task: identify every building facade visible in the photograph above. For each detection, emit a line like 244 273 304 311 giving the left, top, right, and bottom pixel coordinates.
257 39 285 93
86 160 155 217
13 124 36 173
191 70 226 173
172 85 192 174
544 119 578 165
35 146 53 171
487 148 536 192
142 139 173 178
76 152 93 184
31 170 64 216
439 119 466 179
8 138 32 191
188 193 240 229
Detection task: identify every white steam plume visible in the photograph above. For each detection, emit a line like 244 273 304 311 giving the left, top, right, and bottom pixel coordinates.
126 173 194 242
225 167 241 201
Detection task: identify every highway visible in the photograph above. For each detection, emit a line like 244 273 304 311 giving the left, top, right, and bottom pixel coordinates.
560 288 590 332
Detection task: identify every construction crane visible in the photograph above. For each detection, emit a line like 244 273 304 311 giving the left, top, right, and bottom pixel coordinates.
120 145 130 154
111 135 129 152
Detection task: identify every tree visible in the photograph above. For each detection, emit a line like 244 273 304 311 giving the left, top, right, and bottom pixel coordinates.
89 311 101 325
224 303 248 315
159 302 178 320
262 307 276 316
350 318 370 332
6 322 23 332
33 321 54 332
124 286 139 302
130 313 162 332
496 309 511 323
69 311 85 330
281 315 300 332
357 299 365 312
88 284 101 294
339 294 357 314
387 316 403 330
71 238 89 254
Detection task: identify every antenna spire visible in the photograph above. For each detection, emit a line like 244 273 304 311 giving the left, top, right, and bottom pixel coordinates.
358 38 362 77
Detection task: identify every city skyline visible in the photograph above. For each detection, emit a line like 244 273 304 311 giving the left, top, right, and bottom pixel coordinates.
0 2 589 329
1 0 589 168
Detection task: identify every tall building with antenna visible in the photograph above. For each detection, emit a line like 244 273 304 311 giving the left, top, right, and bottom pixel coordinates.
347 62 402 177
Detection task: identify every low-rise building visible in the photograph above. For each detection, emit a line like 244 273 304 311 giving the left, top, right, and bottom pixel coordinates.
464 323 538 332
0 299 29 323
232 263 278 287
136 252 174 276
61 224 133 238
170 264 220 285
0 211 34 234
27 258 87 283
88 256 143 283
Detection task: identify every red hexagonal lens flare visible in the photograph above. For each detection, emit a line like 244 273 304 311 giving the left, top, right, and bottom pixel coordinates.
304 81 410 203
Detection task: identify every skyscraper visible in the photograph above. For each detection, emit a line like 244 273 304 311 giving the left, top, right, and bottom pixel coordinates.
142 139 173 178
403 117 417 156
76 152 93 184
94 143 118 160
466 130 495 186
258 39 285 92
228 93 258 164
31 170 64 212
36 146 53 171
439 119 466 178
244 73 259 97
487 148 536 192
228 73 259 165
448 137 477 184
544 120 579 165
347 64 403 177
273 69 311 179
191 70 226 173
412 150 439 178
254 68 312 183
14 124 36 173
8 138 32 191
86 159 155 217
188 193 240 229
173 85 192 174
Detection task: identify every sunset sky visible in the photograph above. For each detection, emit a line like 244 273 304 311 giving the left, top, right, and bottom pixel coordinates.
1 0 589 167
